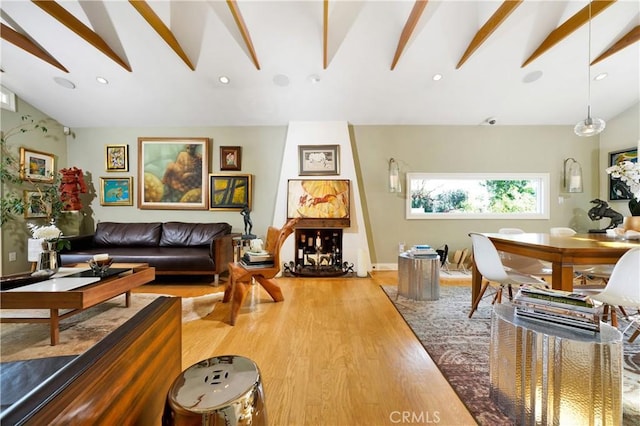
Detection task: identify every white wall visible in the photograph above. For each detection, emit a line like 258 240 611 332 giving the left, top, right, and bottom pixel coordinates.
274 121 371 274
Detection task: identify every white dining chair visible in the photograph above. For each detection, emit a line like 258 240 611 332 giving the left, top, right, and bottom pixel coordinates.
549 227 577 236
590 247 640 342
468 233 547 318
549 227 613 287
497 228 552 278
497 227 526 234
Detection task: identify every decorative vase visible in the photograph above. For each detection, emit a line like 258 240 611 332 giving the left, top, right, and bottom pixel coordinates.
623 216 640 232
35 247 59 275
57 210 83 236
27 238 45 262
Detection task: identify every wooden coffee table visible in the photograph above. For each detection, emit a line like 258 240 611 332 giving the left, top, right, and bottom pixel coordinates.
1 263 155 345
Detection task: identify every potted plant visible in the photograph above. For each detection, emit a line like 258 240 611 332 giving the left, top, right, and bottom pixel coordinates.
0 115 64 226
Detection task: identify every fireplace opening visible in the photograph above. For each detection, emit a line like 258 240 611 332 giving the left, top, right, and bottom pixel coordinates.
283 228 353 277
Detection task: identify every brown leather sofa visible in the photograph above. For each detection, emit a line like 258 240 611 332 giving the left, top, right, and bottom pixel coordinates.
60 221 235 283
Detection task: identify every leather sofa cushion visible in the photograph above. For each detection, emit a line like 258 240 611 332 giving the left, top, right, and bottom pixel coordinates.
61 247 215 271
94 222 162 247
160 222 232 247
1 355 77 410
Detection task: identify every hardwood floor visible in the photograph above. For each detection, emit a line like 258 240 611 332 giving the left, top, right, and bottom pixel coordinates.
134 271 477 425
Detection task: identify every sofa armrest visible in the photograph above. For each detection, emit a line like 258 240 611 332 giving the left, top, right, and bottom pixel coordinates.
211 233 240 275
0 297 181 424
59 234 94 253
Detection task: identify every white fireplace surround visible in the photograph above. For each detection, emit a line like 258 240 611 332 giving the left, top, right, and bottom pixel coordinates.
272 121 371 276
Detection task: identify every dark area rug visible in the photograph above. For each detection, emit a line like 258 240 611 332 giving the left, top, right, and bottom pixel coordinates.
381 285 640 426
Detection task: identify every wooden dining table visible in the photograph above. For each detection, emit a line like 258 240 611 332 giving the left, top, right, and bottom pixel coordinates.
471 232 640 306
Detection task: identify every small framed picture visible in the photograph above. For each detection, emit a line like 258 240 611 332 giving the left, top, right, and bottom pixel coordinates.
20 148 55 183
220 146 242 171
23 190 50 218
105 144 129 172
609 147 638 200
100 177 133 206
209 174 252 210
298 145 339 176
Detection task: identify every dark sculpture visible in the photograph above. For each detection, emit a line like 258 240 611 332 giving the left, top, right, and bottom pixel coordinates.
587 198 623 232
240 204 255 238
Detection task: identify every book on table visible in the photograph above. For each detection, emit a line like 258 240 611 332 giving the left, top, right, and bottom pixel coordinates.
240 252 274 268
243 252 273 262
240 260 274 269
513 285 600 332
410 244 437 257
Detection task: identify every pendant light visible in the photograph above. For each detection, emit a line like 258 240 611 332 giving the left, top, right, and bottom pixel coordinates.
574 1 605 137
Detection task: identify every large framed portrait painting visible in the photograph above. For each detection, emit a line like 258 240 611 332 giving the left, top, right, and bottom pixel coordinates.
138 137 209 210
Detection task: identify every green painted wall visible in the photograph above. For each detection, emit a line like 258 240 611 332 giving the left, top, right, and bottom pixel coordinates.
2 99 638 275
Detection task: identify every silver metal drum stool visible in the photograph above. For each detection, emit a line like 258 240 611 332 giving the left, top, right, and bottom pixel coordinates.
163 355 267 426
397 252 440 301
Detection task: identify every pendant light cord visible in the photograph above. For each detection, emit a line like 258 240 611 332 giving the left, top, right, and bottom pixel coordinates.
587 1 592 115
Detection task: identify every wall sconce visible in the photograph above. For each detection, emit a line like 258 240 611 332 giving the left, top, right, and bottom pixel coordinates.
563 158 583 193
389 158 401 192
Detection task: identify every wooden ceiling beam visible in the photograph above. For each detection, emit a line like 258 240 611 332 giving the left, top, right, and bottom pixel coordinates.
0 23 69 72
391 0 428 71
226 0 260 70
522 0 616 68
456 0 523 69
31 0 131 71
591 25 640 65
323 0 329 69
129 0 195 70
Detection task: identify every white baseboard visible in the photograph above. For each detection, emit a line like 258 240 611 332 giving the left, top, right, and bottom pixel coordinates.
371 263 398 271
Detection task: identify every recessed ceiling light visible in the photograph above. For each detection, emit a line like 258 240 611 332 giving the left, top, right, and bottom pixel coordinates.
96 76 109 84
594 72 608 81
273 74 290 87
432 74 442 81
522 70 543 83
308 74 321 84
219 76 230 84
54 77 76 89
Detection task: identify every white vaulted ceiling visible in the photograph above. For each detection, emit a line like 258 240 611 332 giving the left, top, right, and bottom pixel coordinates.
1 0 638 128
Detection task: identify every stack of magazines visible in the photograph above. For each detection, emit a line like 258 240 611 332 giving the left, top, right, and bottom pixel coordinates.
410 245 437 257
513 285 600 332
241 251 274 269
